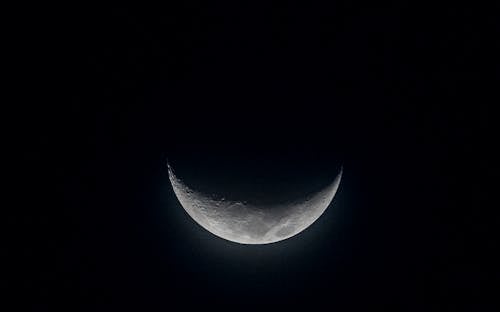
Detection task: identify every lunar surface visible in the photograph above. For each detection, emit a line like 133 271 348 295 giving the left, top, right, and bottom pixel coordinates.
168 163 342 244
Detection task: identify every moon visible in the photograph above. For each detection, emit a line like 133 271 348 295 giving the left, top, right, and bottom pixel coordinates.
168 162 342 244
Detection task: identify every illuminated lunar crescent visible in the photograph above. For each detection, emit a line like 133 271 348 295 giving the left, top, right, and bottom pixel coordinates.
168 163 342 244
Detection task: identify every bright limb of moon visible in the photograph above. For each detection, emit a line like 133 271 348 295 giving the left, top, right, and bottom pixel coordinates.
168 163 342 245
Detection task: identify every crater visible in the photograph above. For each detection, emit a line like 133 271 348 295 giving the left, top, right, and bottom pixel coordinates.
275 224 296 237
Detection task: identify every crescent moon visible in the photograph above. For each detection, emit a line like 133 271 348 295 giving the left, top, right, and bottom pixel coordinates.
168 163 342 244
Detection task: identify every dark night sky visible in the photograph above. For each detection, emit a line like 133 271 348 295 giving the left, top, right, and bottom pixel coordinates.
18 1 497 311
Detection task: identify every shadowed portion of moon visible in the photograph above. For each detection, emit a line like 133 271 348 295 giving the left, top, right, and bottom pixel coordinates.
168 163 342 244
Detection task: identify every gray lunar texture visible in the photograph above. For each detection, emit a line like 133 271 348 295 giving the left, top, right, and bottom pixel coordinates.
168 164 342 244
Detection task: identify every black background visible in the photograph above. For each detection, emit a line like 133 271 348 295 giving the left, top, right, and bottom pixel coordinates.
19 1 497 311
